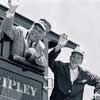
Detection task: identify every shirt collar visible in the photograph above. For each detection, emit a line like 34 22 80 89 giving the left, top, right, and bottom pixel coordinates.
70 67 79 74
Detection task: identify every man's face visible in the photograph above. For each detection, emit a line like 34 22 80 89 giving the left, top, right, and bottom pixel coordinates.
70 52 83 69
29 24 46 42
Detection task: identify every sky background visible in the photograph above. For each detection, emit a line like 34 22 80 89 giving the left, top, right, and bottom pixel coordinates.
1 0 100 100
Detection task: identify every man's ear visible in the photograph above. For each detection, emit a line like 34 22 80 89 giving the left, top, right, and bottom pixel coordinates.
69 55 72 61
80 58 83 65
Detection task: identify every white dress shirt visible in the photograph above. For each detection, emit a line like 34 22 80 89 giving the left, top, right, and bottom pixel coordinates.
70 67 79 83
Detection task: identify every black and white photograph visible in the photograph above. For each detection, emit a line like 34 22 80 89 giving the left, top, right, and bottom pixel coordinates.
0 0 100 100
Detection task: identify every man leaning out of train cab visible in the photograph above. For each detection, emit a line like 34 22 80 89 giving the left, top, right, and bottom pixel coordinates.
1 0 51 67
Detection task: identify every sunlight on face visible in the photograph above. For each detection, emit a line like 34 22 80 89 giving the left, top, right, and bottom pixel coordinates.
29 25 46 42
70 52 83 69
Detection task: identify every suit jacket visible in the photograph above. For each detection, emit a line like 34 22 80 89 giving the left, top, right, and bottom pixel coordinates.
49 49 100 100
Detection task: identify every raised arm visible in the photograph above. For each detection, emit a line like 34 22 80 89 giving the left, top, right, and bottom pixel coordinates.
1 0 20 40
48 33 68 72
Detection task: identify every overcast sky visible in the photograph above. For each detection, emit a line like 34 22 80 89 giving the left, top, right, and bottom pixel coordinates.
1 0 100 99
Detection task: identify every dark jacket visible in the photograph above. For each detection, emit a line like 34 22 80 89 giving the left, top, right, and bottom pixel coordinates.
49 49 100 100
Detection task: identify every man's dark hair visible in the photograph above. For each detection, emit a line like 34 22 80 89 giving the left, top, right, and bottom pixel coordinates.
71 52 84 59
